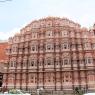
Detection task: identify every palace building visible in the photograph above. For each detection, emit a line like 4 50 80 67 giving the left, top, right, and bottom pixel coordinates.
3 17 95 92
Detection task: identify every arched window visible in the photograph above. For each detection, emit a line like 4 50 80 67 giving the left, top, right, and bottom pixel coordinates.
31 32 38 39
29 58 37 67
9 60 16 67
61 30 69 37
85 57 93 64
45 57 54 66
62 72 72 83
11 45 18 53
46 43 54 51
62 42 70 50
63 58 70 65
45 31 53 38
30 42 38 52
29 73 37 84
84 43 91 50
46 58 51 65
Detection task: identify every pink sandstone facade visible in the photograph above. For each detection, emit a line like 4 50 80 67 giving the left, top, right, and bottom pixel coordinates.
3 17 95 92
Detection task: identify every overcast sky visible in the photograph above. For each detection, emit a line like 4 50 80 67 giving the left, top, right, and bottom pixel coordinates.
0 0 95 40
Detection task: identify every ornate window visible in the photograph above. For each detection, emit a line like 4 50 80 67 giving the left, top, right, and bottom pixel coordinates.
63 58 70 65
62 42 70 50
11 45 18 53
45 57 54 66
9 61 16 67
47 44 51 50
29 59 37 67
46 58 51 65
85 57 93 64
31 32 38 39
46 43 54 50
84 43 91 49
46 31 53 38
31 45 35 51
29 74 37 83
31 44 38 52
62 30 69 37
46 21 52 27
62 72 72 83
28 74 35 83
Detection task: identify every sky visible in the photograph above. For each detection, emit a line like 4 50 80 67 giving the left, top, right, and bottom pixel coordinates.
0 0 95 40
